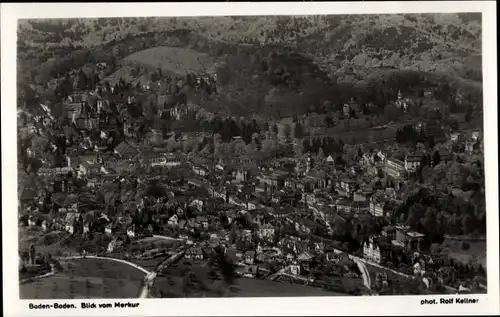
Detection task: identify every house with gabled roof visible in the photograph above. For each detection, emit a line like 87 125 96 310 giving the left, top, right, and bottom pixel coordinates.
114 141 140 159
107 237 124 253
105 223 113 235
297 251 315 272
127 224 137 238
185 247 203 261
195 216 209 229
64 212 81 234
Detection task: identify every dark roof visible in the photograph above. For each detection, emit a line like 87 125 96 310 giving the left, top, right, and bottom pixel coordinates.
187 247 203 255
114 142 140 158
226 249 242 263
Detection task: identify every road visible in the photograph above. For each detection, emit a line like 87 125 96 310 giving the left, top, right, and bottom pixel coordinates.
55 250 187 298
350 256 372 292
139 272 158 298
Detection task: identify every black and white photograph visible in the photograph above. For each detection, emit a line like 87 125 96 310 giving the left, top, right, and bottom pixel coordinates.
2 2 499 316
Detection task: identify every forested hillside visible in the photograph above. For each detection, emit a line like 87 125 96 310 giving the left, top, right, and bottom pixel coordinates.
17 13 482 119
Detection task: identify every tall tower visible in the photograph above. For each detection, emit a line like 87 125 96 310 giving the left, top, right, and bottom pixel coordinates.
306 153 312 173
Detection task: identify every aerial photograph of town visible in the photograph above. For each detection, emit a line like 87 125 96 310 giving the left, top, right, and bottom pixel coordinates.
17 14 486 299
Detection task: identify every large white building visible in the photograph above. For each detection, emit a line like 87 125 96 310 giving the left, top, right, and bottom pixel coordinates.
149 153 183 168
363 236 382 264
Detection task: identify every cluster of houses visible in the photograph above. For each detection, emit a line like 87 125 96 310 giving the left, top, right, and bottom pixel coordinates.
18 63 485 294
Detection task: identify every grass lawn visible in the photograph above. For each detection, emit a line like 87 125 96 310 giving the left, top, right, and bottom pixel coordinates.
20 258 146 299
442 239 487 268
123 46 214 75
152 262 346 298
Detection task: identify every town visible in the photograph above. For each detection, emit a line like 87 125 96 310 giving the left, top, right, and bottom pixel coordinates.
17 16 486 299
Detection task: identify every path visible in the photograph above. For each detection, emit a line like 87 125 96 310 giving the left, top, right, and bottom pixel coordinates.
350 256 372 292
156 250 186 273
356 257 410 279
152 235 184 242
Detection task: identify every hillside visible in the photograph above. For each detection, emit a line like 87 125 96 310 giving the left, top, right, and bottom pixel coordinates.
17 14 483 119
18 14 481 81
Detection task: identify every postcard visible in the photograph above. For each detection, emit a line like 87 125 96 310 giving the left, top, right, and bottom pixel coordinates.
1 1 498 316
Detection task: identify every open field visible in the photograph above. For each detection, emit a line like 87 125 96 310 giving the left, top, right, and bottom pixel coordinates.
442 239 487 268
152 262 346 298
153 274 344 298
20 258 146 299
123 46 214 75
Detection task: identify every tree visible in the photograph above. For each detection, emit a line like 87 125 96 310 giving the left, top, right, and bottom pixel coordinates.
293 122 304 139
465 107 473 123
77 69 88 91
406 203 427 229
420 208 438 233
432 151 441 166
294 141 304 157
281 124 292 141
272 124 279 134
318 148 325 159
324 115 334 128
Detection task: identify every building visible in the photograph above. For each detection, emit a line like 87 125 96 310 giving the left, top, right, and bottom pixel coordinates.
64 212 81 235
383 157 406 179
84 114 99 130
337 178 356 197
360 153 375 166
381 226 397 240
450 133 462 143
471 131 482 142
150 129 163 144
234 169 251 183
363 236 382 263
369 195 387 217
168 214 179 226
395 90 410 111
37 167 73 177
196 216 209 229
193 165 209 177
123 117 135 138
303 170 329 191
297 251 315 272
258 224 275 241
185 248 203 261
105 223 113 235
343 103 351 117
258 170 289 189
395 225 425 252
149 153 183 168
235 264 258 278
107 238 123 253
114 142 140 159
244 251 256 265
404 154 422 173
465 141 475 154
189 199 204 212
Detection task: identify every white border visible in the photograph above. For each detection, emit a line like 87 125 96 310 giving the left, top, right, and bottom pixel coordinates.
2 2 498 316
